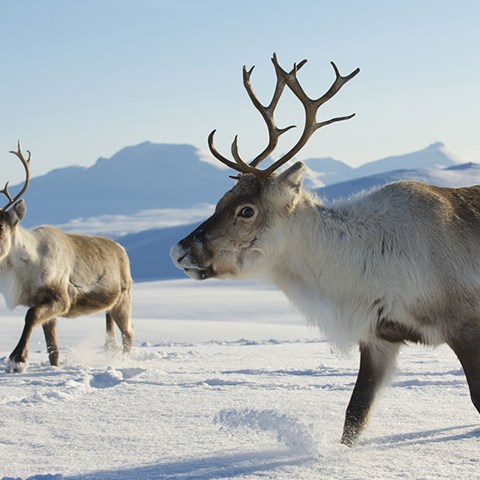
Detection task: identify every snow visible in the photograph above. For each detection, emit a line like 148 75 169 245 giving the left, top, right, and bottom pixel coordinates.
214 408 316 453
1 279 479 479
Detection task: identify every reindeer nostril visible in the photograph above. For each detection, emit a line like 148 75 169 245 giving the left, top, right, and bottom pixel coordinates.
170 243 189 266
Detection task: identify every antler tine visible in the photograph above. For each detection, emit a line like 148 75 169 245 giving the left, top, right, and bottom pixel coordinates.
0 182 13 205
231 136 259 174
244 53 306 168
208 130 244 173
1 141 32 211
314 62 360 108
258 58 360 178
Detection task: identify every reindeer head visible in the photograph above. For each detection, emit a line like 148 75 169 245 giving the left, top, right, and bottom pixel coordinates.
0 143 30 261
171 54 359 280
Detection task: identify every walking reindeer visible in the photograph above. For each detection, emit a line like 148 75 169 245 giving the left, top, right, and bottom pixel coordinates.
0 143 133 373
171 54 480 445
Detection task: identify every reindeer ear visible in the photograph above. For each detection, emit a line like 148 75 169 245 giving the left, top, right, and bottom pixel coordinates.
6 199 26 227
271 162 306 210
277 161 306 192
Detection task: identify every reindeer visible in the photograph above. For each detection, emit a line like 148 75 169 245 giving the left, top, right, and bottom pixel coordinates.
171 54 480 446
0 143 133 373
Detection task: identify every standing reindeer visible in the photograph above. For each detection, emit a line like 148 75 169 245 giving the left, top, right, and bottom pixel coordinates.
0 143 133 373
171 54 480 445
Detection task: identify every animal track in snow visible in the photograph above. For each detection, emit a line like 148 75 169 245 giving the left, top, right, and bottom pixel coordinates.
214 408 316 454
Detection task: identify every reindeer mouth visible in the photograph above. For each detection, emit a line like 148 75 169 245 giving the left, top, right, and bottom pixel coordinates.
183 266 215 281
170 243 215 280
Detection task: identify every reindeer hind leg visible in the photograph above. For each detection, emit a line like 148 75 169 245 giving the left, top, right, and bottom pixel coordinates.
104 312 119 352
108 292 133 355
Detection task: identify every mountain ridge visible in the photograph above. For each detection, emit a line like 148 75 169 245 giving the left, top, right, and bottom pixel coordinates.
303 141 457 187
10 140 460 227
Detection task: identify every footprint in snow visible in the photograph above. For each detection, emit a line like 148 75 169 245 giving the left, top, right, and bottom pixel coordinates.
89 366 145 389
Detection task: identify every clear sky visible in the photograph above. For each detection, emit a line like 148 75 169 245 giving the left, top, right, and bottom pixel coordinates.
1 0 479 183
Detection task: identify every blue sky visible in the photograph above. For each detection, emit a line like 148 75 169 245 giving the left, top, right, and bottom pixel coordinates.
1 0 479 182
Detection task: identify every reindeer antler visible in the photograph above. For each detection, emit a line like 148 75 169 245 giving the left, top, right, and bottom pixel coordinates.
1 141 31 212
208 54 360 178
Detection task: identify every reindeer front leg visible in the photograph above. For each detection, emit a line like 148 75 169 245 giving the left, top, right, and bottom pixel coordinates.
341 341 400 446
7 295 67 373
447 326 480 417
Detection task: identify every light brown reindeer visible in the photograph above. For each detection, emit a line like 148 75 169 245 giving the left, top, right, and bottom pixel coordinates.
171 54 480 445
0 143 133 373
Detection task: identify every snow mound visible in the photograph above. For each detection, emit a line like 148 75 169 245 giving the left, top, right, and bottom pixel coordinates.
89 366 124 389
214 408 315 454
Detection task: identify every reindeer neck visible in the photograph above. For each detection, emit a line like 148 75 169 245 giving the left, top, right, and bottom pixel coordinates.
6 226 39 270
274 193 367 269
269 195 394 346
0 226 38 308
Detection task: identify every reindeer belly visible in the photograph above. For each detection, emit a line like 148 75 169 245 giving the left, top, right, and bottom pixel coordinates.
375 318 426 344
67 290 120 318
65 281 121 318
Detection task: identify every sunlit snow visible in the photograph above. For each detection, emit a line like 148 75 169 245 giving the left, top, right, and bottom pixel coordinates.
0 280 478 479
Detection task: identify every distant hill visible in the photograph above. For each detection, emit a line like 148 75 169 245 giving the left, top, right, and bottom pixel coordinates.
18 142 232 227
304 142 457 187
317 162 480 202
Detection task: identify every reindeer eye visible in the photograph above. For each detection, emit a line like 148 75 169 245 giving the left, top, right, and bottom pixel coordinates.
238 206 255 219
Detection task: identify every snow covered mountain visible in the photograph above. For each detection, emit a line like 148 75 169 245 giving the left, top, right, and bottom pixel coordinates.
304 142 457 188
317 162 480 202
12 141 459 227
18 142 232 227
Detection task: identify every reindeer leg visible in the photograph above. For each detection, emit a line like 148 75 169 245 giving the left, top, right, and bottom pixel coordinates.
7 296 67 373
109 294 133 355
104 312 118 352
447 325 480 415
341 341 401 446
42 318 59 367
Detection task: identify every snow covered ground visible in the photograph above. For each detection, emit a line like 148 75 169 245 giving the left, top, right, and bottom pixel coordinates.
1 279 479 480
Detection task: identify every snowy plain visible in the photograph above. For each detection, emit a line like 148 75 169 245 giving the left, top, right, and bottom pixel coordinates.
1 279 479 480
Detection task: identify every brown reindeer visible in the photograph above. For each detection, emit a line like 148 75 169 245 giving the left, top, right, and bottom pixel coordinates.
0 143 133 373
171 54 480 445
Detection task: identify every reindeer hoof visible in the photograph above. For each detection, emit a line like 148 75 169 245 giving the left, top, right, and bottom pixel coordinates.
104 341 121 354
5 358 28 373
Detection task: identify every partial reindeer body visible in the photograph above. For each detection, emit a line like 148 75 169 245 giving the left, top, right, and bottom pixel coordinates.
271 180 480 348
5 226 131 318
0 144 133 373
174 172 480 348
171 54 480 445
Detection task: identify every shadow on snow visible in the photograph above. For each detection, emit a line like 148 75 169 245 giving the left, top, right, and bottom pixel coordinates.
65 448 314 480
364 423 480 448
